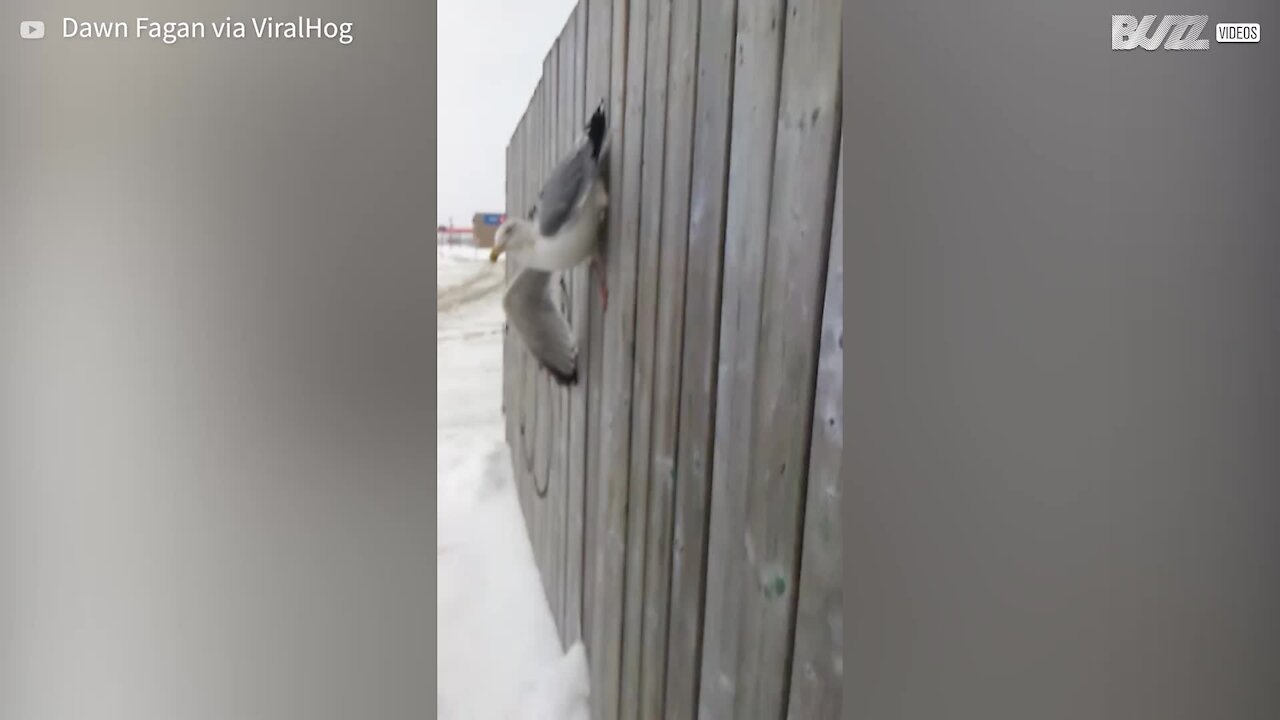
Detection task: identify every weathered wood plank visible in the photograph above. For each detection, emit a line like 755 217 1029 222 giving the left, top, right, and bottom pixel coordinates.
507 115 517 504
589 0 646 713
524 96 536 521
569 9 584 644
552 26 567 643
552 17 575 644
582 0 615 658
503 0 843 714
537 43 558 615
504 138 512 449
511 116 522 512
524 79 543 568
638 0 699 715
786 135 843 720
522 103 536 522
697 0 788 715
517 107 535 522
736 0 842 714
664 0 738 715
565 0 590 648
505 121 515 497
620 0 673 716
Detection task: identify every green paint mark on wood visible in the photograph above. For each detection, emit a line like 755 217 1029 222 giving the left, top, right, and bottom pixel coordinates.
761 573 787 599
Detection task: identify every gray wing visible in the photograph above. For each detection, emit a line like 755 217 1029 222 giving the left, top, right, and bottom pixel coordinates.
534 141 600 239
503 268 578 385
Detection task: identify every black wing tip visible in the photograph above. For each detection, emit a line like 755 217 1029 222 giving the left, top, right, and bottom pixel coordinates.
587 104 607 159
547 364 578 386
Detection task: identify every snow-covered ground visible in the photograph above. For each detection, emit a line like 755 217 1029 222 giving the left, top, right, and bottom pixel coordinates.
436 245 589 719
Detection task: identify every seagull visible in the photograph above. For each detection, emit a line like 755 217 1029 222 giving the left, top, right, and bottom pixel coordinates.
490 102 610 310
494 103 610 385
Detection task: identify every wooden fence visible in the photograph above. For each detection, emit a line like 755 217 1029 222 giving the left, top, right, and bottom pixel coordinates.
502 0 841 717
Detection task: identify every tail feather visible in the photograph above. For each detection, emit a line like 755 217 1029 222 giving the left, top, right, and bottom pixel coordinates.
543 360 578 386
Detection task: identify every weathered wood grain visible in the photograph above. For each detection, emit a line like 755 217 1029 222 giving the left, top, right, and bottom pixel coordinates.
697 0 788 716
568 0 591 645
502 0 841 716
735 0 841 714
556 36 569 623
619 0 674 716
557 13 580 644
516 112 528 515
507 119 517 505
637 0 700 715
507 115 518 507
663 0 738 715
518 105 536 521
538 42 559 619
786 135 843 720
547 29 569 642
504 138 512 450
589 0 647 713
525 77 544 578
581 0 615 656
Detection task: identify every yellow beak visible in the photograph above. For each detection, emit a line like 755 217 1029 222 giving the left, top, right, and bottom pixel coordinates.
489 246 503 263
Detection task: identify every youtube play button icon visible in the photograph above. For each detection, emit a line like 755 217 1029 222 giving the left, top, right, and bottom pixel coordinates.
20 20 45 39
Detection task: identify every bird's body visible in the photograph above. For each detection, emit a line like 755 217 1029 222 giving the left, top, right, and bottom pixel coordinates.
490 103 609 273
495 103 610 386
507 176 608 272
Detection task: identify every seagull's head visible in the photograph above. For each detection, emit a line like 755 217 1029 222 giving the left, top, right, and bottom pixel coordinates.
490 220 533 263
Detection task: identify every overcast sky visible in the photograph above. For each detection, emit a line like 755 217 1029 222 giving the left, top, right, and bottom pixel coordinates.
437 0 579 227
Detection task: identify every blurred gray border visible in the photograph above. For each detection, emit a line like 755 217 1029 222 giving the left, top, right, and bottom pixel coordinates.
844 0 1280 718
3 2 438 718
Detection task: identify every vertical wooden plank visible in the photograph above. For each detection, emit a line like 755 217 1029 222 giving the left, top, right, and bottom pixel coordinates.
786 136 843 720
512 112 530 520
504 139 512 447
504 124 512 487
510 112 529 469
552 18 574 644
557 27 571 637
565 0 590 648
736 0 841 713
520 108 534 522
533 55 546 589
620 0 673 716
560 4 576 645
582 0 615 659
697 0 788 716
548 29 565 644
506 117 516 499
638 0 700 716
518 94 531 532
543 33 557 641
589 0 645 712
523 82 542 557
568 10 582 644
505 114 522 458
537 44 558 612
664 0 738 715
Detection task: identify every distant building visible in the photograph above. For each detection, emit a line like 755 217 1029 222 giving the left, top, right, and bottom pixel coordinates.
472 212 506 248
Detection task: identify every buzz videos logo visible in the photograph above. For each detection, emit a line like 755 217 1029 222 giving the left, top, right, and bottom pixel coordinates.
1112 15 1261 50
